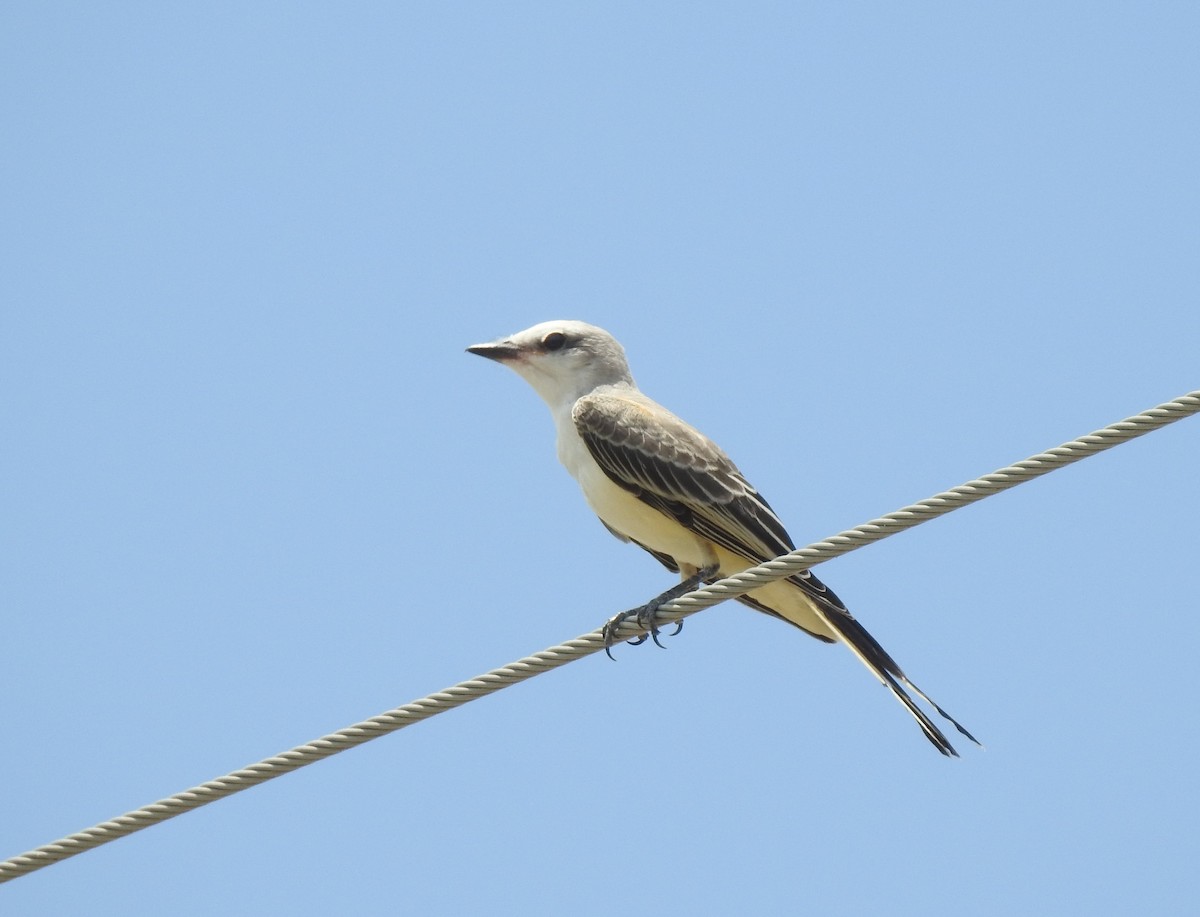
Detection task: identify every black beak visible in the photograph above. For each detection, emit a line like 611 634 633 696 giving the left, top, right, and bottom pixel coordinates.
466 341 521 362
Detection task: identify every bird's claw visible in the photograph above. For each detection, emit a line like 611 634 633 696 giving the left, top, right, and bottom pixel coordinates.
601 565 716 660
602 602 679 660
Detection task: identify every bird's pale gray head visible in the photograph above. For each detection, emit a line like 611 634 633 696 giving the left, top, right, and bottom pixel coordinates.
467 320 635 406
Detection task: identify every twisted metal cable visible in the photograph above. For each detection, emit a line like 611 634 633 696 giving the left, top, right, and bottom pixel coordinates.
2 389 1196 884
647 389 1200 622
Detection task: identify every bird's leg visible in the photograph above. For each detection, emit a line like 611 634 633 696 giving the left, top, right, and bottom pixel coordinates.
602 565 719 660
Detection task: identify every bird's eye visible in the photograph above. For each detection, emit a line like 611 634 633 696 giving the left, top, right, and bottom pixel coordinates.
542 331 568 352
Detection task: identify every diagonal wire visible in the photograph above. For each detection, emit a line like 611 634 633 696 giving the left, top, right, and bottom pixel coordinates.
1 389 1196 884
646 388 1200 623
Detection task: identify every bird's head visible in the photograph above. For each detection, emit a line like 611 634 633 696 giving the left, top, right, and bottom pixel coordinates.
467 320 634 406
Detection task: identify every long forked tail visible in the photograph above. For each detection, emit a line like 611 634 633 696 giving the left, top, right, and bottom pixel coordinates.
812 604 980 757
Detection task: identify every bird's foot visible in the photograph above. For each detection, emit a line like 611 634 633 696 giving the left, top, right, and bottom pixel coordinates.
602 565 718 660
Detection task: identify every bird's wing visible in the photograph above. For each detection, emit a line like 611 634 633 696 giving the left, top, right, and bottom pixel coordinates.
572 388 846 610
573 389 792 555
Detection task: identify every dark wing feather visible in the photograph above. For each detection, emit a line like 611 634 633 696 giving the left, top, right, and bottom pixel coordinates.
573 389 848 617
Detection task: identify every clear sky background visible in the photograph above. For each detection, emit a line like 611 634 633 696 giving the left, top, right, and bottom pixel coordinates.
3 4 1198 915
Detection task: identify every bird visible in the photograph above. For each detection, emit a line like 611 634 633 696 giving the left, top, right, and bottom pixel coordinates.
467 320 978 756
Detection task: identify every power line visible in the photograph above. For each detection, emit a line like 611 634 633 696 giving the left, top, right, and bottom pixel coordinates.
1 389 1196 884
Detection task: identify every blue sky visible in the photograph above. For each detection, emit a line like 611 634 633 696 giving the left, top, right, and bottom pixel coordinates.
3 3 1198 914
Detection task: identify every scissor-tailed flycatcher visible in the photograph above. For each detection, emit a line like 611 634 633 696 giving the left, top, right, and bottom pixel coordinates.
468 320 977 756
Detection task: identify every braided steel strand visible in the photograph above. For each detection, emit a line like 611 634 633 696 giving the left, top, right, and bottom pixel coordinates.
0 635 600 881
642 391 1200 617
2 389 1196 883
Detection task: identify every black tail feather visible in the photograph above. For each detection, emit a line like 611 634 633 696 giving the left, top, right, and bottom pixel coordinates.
811 598 979 756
